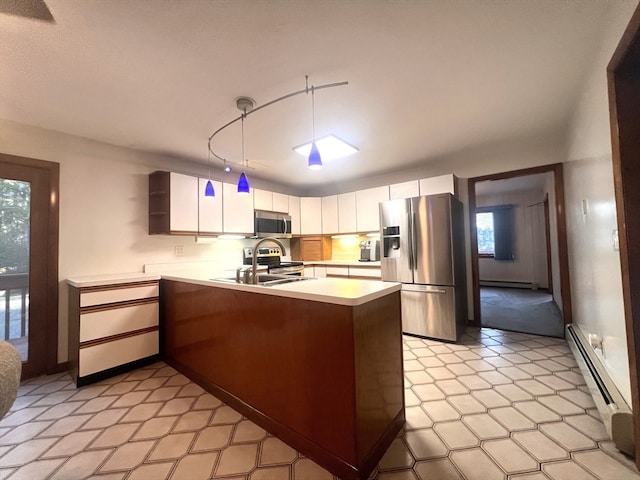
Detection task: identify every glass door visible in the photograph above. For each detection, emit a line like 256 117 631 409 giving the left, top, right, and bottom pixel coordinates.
0 179 30 362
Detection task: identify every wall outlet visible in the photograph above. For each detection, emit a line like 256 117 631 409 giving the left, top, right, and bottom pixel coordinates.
174 245 184 257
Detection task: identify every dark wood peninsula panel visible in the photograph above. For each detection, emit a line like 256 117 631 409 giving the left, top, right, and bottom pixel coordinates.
160 279 404 480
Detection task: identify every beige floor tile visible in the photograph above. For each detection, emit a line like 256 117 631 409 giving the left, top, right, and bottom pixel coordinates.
192 425 233 452
165 374 191 387
434 379 468 396
41 430 101 457
438 354 464 364
50 449 113 479
489 407 535 431
124 369 155 381
156 397 195 417
457 375 491 390
538 395 585 416
445 363 475 376
28 381 69 396
542 460 598 480
0 421 52 445
517 363 552 376
4 458 65 480
192 393 224 410
9 395 43 412
404 428 448 459
483 356 514 368
36 402 85 421
210 405 243 425
563 414 610 441
433 421 479 449
494 384 533 402
536 375 574 391
81 409 128 430
376 471 418 480
99 440 155 472
430 345 452 354
0 407 49 428
149 432 196 461
259 436 297 466
471 389 510 408
31 390 76 407
557 389 595 409
404 406 433 430
515 379 555 396
421 400 460 422
446 394 486 415
411 347 435 358
378 438 414 470
513 401 562 423
450 448 506 480
153 366 178 377
67 385 110 401
417 357 444 368
478 370 512 385
511 430 569 462
507 473 550 480
233 420 266 443
133 377 168 391
554 370 586 386
539 422 596 450
171 452 218 479
293 458 335 480
132 416 177 441
412 384 445 402
172 410 212 432
404 389 421 407
414 458 463 480
39 414 93 437
100 382 139 397
90 423 140 448
120 402 163 423
126 462 174 480
483 438 538 474
573 449 640 479
599 440 640 473
497 366 532 381
215 443 258 476
462 413 509 440
405 359 427 372
145 386 181 402
177 383 205 397
465 359 496 372
250 465 290 480
110 391 150 408
404 371 434 385
0 438 57 467
74 396 118 414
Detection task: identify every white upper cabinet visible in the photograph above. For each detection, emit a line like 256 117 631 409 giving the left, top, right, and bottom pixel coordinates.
356 186 389 232
253 189 273 211
419 174 458 197
288 196 301 235
300 197 322 234
198 178 223 233
389 180 420 200
338 192 357 233
169 173 198 232
222 182 254 234
321 195 339 235
272 192 289 213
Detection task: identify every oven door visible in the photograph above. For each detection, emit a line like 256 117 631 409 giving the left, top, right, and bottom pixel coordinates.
268 262 304 276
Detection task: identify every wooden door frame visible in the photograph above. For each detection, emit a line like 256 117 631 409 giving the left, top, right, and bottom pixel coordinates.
467 163 573 329
607 3 640 467
0 153 59 379
543 193 553 294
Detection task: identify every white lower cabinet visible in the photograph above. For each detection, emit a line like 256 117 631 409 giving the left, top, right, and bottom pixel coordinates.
68 279 160 387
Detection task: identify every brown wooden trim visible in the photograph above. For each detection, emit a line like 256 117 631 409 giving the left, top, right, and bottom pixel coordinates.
544 193 553 292
607 2 640 466
80 297 159 314
79 280 159 293
79 325 159 349
468 163 572 330
0 153 59 379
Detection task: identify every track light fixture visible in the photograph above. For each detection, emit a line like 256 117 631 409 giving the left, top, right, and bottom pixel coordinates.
206 76 349 193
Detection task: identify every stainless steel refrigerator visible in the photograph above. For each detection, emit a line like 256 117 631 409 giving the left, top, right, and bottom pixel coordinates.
380 193 467 342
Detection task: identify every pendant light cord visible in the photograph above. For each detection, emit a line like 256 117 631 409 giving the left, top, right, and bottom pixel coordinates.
241 114 246 171
311 87 316 141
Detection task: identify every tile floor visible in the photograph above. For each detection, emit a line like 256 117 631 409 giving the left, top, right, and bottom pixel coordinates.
1 327 639 480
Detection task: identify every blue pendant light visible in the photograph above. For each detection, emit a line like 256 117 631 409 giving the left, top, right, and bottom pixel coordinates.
308 86 322 169
204 148 215 197
237 115 251 195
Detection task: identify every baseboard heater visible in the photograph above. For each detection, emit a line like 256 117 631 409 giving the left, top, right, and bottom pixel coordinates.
480 280 540 290
566 324 635 457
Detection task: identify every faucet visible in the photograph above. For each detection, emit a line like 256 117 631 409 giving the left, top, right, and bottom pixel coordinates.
251 237 287 284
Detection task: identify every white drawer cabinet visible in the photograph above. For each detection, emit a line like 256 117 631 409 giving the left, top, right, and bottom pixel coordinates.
68 279 160 387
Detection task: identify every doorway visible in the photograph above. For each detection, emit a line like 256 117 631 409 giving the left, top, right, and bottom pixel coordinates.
468 164 573 336
0 153 59 380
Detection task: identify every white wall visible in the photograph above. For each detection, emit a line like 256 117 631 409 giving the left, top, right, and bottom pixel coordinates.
563 1 637 407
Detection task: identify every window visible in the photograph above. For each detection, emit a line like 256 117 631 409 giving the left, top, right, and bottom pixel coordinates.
476 205 514 261
476 211 495 256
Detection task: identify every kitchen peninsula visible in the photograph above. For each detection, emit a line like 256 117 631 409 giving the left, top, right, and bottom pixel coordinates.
160 274 404 480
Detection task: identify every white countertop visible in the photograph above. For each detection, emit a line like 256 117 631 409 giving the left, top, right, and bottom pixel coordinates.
66 272 161 288
162 272 399 306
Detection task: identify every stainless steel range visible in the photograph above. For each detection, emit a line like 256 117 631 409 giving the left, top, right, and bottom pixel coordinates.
243 247 304 276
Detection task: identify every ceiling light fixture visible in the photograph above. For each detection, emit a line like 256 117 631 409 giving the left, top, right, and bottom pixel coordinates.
237 115 250 195
308 84 321 169
294 134 359 162
206 76 349 192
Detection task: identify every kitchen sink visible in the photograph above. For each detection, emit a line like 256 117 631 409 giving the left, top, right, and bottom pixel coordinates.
210 274 315 287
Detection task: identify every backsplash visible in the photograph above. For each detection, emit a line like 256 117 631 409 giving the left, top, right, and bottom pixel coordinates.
331 235 378 262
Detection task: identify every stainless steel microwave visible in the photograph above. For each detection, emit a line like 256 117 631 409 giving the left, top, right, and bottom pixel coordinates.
254 210 292 238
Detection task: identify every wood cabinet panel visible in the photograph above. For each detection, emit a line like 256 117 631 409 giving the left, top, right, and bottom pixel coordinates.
291 236 332 261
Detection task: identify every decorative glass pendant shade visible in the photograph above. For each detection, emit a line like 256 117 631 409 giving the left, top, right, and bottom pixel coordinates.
308 142 322 169
204 179 215 197
237 172 250 194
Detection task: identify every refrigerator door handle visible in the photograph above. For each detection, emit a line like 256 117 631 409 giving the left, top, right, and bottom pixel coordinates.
403 284 447 294
407 211 414 271
411 210 418 271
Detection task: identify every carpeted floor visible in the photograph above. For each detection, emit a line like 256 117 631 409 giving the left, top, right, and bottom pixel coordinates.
480 287 564 338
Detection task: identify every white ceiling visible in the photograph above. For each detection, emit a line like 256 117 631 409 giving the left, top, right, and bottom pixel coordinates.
0 0 620 189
